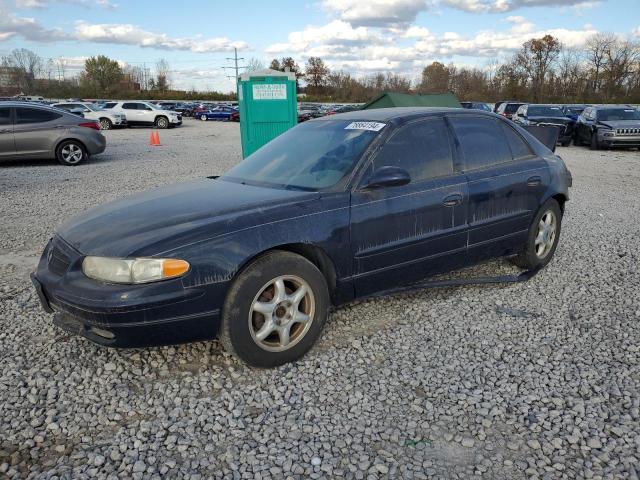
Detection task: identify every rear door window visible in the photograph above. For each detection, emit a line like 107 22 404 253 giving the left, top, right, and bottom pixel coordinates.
122 103 138 110
501 124 534 160
16 108 62 124
449 116 513 170
373 118 454 182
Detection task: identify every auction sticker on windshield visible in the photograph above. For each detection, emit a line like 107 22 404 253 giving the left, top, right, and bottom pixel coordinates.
345 122 386 131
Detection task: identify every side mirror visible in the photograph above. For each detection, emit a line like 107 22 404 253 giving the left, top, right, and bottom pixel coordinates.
362 166 411 189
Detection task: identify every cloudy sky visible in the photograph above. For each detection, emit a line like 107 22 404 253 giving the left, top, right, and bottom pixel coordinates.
1 0 639 92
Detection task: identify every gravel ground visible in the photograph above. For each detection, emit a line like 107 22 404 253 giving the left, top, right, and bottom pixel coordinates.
1 119 639 479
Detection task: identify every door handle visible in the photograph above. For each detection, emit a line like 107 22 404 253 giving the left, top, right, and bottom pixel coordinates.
527 176 542 187
442 193 463 207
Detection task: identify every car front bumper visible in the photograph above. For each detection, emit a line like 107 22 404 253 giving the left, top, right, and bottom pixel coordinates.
31 236 224 348
598 132 640 147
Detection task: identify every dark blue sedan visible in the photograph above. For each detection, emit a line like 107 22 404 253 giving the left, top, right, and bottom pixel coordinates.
198 106 237 121
32 108 571 367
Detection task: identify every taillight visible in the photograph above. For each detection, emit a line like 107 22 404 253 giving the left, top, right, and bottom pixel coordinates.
79 122 101 130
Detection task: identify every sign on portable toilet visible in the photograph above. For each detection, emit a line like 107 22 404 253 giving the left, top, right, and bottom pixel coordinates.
237 69 297 158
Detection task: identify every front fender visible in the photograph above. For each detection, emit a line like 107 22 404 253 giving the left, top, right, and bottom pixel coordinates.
168 193 352 293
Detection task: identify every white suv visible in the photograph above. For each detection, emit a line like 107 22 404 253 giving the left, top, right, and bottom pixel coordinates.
104 101 182 128
52 102 127 130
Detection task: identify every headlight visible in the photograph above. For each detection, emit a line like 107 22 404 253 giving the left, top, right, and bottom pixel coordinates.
82 257 190 284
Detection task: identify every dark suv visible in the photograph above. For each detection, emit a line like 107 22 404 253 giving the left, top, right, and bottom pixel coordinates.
512 104 574 146
574 105 640 149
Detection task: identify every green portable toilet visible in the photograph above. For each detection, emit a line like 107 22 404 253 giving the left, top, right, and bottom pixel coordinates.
237 69 298 158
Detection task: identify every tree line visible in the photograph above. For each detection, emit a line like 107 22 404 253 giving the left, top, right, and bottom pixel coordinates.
1 32 638 103
282 33 640 104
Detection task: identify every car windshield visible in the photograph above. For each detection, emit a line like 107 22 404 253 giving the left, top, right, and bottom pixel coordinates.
147 103 162 110
222 120 383 191
528 106 563 116
84 104 99 111
598 108 640 121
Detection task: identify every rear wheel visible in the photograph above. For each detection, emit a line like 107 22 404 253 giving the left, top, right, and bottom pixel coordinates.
219 251 329 368
99 118 112 130
511 199 562 270
56 140 87 166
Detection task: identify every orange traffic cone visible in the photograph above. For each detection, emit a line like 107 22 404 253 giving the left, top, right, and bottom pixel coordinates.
149 130 161 146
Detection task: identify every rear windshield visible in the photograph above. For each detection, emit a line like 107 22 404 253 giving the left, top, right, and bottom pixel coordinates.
598 108 640 121
222 120 382 190
528 106 563 116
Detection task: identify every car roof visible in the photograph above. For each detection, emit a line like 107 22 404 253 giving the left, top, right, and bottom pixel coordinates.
592 104 638 109
310 107 474 122
0 101 56 108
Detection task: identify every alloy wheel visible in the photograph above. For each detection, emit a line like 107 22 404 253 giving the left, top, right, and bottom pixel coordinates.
61 144 84 164
534 210 557 259
248 275 315 352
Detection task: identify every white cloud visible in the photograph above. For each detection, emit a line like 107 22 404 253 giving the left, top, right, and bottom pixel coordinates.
442 0 600 13
16 0 116 9
322 0 431 27
265 20 380 54
74 22 248 53
633 26 640 38
403 25 431 38
0 10 69 41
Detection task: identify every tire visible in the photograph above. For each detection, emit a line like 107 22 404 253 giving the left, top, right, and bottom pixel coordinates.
219 251 330 368
511 199 562 270
155 116 169 129
55 140 87 166
590 131 599 150
99 118 112 130
200 114 208 121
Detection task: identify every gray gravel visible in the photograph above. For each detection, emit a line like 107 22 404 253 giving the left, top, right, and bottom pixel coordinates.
1 119 640 479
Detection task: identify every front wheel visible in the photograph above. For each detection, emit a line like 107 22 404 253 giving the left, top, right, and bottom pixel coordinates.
511 199 562 270
219 251 329 368
200 114 208 121
590 132 599 150
155 116 169 129
56 140 87 166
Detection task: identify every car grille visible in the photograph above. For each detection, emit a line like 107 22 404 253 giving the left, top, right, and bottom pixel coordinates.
48 245 71 276
616 128 640 136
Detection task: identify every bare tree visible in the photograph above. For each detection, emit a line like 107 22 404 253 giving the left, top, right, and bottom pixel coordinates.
245 58 264 72
1 48 44 93
585 33 615 98
155 58 171 92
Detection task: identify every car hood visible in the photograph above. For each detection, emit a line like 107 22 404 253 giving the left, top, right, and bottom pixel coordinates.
597 120 640 129
527 116 572 125
57 178 318 257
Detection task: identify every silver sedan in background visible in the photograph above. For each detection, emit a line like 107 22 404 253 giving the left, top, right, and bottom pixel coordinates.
0 102 106 166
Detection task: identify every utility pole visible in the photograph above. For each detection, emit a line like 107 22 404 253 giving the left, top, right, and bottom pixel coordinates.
223 47 246 80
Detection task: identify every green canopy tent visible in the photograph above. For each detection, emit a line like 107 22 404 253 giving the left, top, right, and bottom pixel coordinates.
361 91 462 109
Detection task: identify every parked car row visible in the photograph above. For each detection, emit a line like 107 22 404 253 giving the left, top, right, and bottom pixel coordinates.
487 101 640 150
